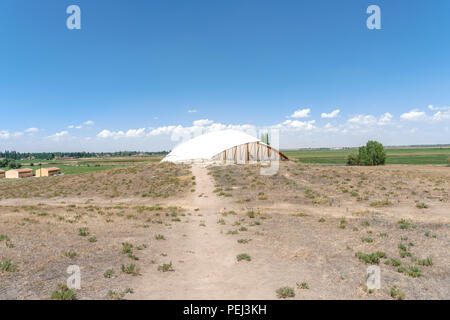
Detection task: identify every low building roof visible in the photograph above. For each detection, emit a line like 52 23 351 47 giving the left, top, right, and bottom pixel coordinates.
9 168 33 173
0 170 4 173
42 167 60 171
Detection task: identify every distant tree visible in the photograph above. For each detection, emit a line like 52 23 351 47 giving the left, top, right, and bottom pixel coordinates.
346 153 359 165
7 160 22 169
261 133 270 145
347 140 386 166
0 159 21 169
0 150 169 160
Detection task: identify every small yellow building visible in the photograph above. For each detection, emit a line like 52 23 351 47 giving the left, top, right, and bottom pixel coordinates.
35 167 61 177
0 170 5 178
5 168 33 179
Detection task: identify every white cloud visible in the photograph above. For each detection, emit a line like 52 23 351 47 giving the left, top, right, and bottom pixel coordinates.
6 106 450 151
47 131 68 141
378 113 393 125
347 113 394 126
25 127 39 133
0 130 10 139
124 128 146 137
276 119 316 130
321 109 340 118
96 120 259 146
193 119 214 126
290 108 311 118
97 128 146 139
54 131 68 137
432 111 450 121
148 125 178 136
67 120 94 129
188 109 197 113
345 107 447 125
324 122 339 132
97 129 115 138
0 130 24 139
400 109 426 121
428 104 450 111
348 114 377 125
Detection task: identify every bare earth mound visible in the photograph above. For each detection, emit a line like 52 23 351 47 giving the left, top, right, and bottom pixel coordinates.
0 161 448 299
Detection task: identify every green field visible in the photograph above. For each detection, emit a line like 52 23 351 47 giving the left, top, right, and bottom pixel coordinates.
282 147 450 165
0 164 123 175
0 156 164 175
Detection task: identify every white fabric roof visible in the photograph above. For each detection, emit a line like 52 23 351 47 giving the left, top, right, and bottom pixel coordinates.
162 129 260 162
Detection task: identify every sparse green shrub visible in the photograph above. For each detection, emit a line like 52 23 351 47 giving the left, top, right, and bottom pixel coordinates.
128 253 139 260
51 284 76 300
397 265 422 277
385 258 401 267
390 286 405 300
158 262 174 272
107 290 121 300
0 260 18 272
397 219 411 229
236 253 251 262
416 202 428 209
355 252 386 264
121 263 139 276
293 212 308 217
370 199 392 207
276 287 295 298
297 282 309 289
122 242 133 254
65 251 77 258
417 257 433 266
78 227 89 237
104 269 115 278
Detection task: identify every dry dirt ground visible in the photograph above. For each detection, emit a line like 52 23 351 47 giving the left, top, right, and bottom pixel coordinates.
1 161 449 299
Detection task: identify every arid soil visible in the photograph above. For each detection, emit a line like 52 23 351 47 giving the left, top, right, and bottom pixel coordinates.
1 161 449 299
0 162 190 200
0 163 193 299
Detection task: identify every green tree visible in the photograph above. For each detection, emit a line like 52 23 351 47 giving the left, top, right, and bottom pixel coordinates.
346 153 359 165
260 133 270 145
347 140 386 166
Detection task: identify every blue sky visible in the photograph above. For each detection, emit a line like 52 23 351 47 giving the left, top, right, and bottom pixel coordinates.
1 0 449 151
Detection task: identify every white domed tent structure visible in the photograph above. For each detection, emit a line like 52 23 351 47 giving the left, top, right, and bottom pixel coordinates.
162 129 288 164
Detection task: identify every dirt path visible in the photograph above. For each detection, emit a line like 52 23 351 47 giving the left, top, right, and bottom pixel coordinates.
133 164 272 299
131 164 361 300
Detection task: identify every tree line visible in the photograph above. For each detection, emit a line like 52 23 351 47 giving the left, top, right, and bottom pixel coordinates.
347 141 386 166
0 151 168 160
